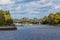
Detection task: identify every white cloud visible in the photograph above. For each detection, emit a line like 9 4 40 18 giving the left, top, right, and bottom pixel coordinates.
16 6 20 11
5 0 60 19
17 0 23 2
0 0 15 5
40 0 47 3
55 6 60 9
24 0 52 8
14 0 52 15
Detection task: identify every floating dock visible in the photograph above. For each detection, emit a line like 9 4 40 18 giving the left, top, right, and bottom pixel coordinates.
0 26 17 30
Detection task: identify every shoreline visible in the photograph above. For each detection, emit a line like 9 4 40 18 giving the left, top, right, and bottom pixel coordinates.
0 26 17 30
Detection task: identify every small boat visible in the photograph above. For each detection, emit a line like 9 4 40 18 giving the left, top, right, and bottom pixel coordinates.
14 23 24 26
29 24 32 25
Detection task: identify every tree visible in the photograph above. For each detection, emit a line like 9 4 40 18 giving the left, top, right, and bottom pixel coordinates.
42 12 60 25
0 10 13 26
48 13 54 24
42 16 49 24
0 10 5 26
4 11 13 25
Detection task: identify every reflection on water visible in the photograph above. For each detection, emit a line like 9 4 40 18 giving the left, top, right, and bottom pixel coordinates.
17 25 60 40
0 30 17 40
0 25 60 40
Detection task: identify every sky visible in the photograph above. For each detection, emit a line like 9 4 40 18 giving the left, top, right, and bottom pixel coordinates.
0 0 60 19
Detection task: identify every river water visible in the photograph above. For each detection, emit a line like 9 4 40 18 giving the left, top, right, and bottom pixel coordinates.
0 25 60 40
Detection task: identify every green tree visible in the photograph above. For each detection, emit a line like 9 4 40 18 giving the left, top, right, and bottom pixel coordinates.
4 11 13 25
0 10 5 26
42 12 60 26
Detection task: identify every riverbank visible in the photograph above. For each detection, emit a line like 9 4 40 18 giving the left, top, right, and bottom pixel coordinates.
41 24 60 27
0 26 17 30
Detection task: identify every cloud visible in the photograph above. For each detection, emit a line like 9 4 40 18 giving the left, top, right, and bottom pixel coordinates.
9 0 54 19
16 6 20 11
0 0 60 19
17 0 23 2
14 0 52 15
55 5 60 9
0 0 15 5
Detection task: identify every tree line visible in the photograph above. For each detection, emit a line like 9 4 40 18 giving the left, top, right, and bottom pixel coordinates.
41 12 60 26
13 12 60 26
1 10 60 26
13 18 41 24
0 10 13 26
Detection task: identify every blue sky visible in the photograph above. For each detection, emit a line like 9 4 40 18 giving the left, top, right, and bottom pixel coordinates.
0 0 60 19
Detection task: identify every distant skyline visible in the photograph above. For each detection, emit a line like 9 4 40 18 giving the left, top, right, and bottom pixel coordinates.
0 0 60 19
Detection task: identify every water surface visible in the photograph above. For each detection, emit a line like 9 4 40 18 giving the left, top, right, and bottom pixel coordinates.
17 25 60 40
0 25 60 40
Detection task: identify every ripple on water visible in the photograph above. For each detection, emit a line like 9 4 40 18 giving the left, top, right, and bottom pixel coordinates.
17 25 60 40
0 30 17 40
